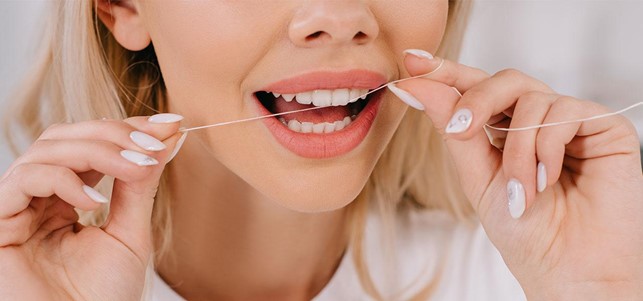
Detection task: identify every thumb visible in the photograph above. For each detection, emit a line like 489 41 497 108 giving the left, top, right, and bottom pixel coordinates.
388 72 502 209
102 115 185 260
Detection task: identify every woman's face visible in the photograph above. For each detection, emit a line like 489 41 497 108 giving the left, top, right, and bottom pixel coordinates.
136 0 448 212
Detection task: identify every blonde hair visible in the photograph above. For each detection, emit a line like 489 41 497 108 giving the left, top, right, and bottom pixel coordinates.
4 1 473 300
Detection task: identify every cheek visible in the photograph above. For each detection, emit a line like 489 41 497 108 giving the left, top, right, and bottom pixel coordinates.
376 1 449 56
138 2 286 117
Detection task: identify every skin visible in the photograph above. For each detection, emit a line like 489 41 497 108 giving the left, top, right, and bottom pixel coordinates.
0 1 641 301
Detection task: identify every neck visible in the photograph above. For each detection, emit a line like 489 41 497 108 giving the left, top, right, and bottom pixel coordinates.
157 137 349 300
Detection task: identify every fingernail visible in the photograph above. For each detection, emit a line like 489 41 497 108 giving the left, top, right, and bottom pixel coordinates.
507 178 526 219
130 131 167 151
537 162 547 192
82 185 109 204
120 150 159 166
148 113 184 124
403 49 434 60
445 108 473 134
167 130 188 163
387 83 425 111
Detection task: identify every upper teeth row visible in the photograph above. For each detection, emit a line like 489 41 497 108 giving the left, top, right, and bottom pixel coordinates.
270 88 369 107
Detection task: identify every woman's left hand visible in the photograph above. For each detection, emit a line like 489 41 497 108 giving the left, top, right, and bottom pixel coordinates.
389 50 643 300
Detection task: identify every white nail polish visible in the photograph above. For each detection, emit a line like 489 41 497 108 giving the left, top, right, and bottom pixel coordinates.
445 108 473 134
148 113 184 124
537 162 547 192
507 178 526 219
387 83 425 111
120 150 159 166
167 131 188 163
83 185 109 204
130 131 167 151
403 49 434 60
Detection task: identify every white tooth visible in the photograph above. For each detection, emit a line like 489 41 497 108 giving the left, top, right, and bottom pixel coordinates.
331 89 350 106
312 90 332 107
334 120 345 131
312 123 326 133
351 115 357 120
324 122 336 133
296 92 313 105
279 117 286 125
360 89 369 100
272 92 281 98
283 94 295 102
288 119 301 132
349 89 361 103
300 122 313 133
343 116 352 126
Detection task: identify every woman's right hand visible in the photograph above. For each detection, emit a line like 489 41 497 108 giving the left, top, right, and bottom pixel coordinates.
0 114 184 301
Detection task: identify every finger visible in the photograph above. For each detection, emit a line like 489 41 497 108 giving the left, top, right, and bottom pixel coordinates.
101 131 184 260
0 164 105 218
0 164 106 246
444 69 555 143
38 114 182 155
537 97 640 189
403 49 490 93
13 139 161 183
502 92 558 219
389 78 502 210
123 114 183 142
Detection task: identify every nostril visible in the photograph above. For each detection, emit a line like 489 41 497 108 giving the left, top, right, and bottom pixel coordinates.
305 31 326 43
353 31 368 43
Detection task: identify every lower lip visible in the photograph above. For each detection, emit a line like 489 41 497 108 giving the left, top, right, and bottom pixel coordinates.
255 92 382 159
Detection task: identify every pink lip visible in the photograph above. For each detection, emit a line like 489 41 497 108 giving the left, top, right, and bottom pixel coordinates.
255 70 388 159
261 70 387 93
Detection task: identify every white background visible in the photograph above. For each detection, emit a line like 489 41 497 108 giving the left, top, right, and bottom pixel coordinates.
1 0 642 172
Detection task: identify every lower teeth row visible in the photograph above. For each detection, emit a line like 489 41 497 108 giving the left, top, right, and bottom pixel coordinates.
279 116 356 134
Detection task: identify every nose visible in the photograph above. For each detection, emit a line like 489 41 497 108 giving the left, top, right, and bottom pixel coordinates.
289 1 379 48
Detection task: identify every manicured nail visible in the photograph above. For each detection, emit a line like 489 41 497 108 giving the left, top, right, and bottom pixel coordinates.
403 49 434 60
537 162 547 192
445 108 473 134
387 83 425 111
120 150 159 166
82 185 109 204
167 130 188 163
148 113 184 124
130 131 166 151
507 178 526 219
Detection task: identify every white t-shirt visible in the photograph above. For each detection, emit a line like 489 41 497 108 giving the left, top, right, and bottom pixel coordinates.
150 209 526 301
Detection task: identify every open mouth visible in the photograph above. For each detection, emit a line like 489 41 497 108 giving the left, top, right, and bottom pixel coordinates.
255 87 376 134
253 70 387 158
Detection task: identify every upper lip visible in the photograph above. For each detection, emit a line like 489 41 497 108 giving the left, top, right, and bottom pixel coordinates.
259 70 388 94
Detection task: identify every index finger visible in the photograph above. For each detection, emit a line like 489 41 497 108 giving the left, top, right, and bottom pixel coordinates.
403 49 490 93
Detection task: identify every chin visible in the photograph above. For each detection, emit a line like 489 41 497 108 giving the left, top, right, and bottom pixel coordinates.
264 167 371 213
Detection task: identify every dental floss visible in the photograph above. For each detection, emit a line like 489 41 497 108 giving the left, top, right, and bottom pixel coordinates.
179 58 642 133
179 60 447 133
485 101 643 132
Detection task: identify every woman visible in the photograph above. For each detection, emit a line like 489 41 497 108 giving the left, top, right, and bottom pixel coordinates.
1 0 642 300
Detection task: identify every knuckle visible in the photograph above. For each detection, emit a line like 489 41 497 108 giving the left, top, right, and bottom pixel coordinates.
536 134 558 155
53 166 76 184
496 68 523 79
9 163 31 180
460 88 486 106
29 138 52 152
517 91 548 105
40 122 66 139
503 147 532 162
443 65 461 87
552 95 579 109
